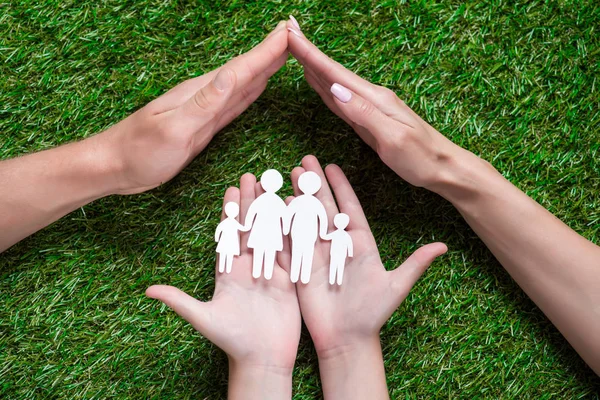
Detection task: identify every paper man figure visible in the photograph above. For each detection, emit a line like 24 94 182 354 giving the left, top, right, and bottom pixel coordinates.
244 169 287 280
283 171 328 284
323 213 353 285
214 202 245 274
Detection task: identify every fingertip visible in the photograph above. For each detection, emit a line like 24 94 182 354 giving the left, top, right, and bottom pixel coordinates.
285 195 295 205
146 284 166 299
224 186 240 198
301 154 319 167
324 163 342 176
240 173 257 186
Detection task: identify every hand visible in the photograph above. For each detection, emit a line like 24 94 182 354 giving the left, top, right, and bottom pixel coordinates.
146 174 301 398
286 19 481 191
103 21 289 195
289 155 447 399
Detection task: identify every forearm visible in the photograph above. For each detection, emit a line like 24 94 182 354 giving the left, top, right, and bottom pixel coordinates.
430 145 600 374
228 360 293 400
0 130 120 251
317 336 389 400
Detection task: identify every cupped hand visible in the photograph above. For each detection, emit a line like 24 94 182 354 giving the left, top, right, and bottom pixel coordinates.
107 21 289 195
146 173 301 370
289 155 447 356
286 19 471 190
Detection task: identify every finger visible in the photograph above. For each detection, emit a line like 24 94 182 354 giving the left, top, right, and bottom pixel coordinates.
323 164 371 232
300 155 338 225
146 285 212 336
389 243 448 306
225 21 288 92
304 69 377 149
152 21 288 113
214 50 289 132
177 68 237 125
330 83 406 147
287 22 397 114
239 173 257 252
290 166 305 196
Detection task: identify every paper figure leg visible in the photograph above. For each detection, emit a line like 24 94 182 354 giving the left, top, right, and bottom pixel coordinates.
336 262 345 285
218 253 226 273
252 249 264 279
264 250 276 280
290 242 302 283
329 261 337 285
225 253 234 274
300 245 315 284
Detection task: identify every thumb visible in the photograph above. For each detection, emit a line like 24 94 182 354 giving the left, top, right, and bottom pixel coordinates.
181 68 237 120
146 285 212 335
389 242 448 307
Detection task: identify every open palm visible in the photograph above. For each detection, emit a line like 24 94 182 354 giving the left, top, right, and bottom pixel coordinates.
288 156 447 355
146 173 301 369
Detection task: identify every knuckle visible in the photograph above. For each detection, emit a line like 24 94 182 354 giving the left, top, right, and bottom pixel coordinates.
357 100 375 117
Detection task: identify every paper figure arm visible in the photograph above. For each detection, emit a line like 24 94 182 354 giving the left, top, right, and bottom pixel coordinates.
235 220 249 232
243 201 258 231
215 223 223 242
346 233 354 257
282 199 296 235
317 203 329 239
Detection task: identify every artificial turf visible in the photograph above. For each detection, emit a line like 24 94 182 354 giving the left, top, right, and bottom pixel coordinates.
1 0 600 398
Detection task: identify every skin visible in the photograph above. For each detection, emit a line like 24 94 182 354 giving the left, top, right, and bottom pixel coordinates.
0 21 290 252
147 174 301 399
286 17 600 397
289 156 447 400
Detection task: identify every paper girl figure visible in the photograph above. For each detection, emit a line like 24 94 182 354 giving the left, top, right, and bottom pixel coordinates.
244 169 287 280
215 202 245 274
323 213 353 285
283 171 328 284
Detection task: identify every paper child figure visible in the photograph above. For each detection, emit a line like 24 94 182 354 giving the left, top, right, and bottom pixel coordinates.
323 213 353 285
244 169 287 280
215 202 245 274
283 171 328 284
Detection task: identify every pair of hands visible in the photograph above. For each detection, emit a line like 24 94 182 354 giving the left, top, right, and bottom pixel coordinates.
105 18 465 198
146 155 447 376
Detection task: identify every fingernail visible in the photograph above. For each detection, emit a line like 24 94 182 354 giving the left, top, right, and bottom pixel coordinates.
214 69 234 91
331 83 352 103
287 27 303 38
289 15 301 31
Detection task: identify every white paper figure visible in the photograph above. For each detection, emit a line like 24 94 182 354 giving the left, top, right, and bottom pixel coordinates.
283 171 328 284
323 213 353 285
244 169 287 280
215 202 245 274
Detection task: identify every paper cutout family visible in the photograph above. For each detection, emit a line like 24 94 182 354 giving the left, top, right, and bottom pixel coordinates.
214 169 353 285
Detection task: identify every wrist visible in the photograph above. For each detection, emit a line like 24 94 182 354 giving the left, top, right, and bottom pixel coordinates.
317 335 389 400
424 142 503 204
227 358 293 400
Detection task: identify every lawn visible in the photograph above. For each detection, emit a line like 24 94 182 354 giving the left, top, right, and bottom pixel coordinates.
1 0 600 398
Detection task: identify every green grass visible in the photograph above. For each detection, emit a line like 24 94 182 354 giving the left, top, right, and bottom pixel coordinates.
1 0 600 398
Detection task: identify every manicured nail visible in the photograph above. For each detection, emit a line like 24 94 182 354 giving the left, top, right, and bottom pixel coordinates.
214 69 234 91
289 15 301 31
331 83 352 103
287 27 303 38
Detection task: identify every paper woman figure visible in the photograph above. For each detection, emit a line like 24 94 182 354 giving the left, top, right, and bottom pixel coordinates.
323 213 353 285
215 202 245 274
283 171 328 284
244 169 287 280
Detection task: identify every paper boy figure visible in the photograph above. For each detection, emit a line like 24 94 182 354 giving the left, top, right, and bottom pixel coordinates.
215 202 245 274
323 213 353 285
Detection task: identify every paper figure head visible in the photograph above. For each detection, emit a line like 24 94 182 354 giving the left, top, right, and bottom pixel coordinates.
298 171 322 195
333 213 350 229
224 202 240 218
260 169 283 193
